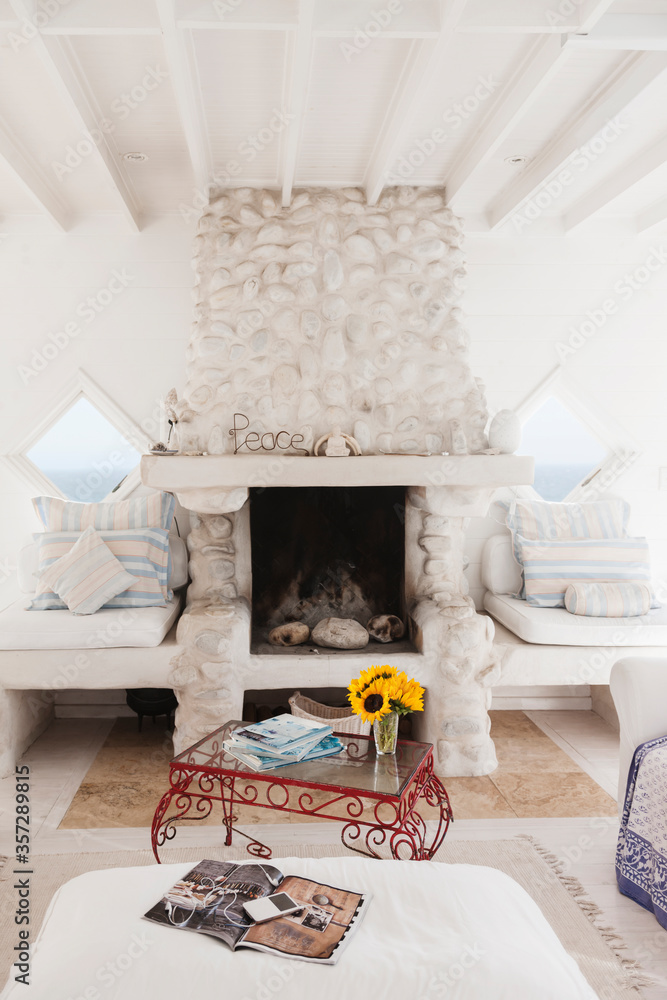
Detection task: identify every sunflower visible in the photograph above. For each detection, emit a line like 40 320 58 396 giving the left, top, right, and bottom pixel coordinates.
352 679 393 723
347 665 398 705
389 677 424 715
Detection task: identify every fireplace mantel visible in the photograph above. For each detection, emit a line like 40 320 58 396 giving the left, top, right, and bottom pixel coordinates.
141 453 534 491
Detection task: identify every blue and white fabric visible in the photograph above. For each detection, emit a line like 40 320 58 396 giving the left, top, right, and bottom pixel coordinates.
32 492 175 532
502 498 630 598
616 736 667 930
30 527 171 610
516 534 653 608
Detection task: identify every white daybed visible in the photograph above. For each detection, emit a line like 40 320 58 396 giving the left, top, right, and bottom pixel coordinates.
0 856 599 1000
0 536 187 778
481 534 667 687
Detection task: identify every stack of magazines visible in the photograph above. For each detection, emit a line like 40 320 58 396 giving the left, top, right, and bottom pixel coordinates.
223 714 344 772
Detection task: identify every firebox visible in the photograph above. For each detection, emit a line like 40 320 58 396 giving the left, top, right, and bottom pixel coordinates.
249 486 412 653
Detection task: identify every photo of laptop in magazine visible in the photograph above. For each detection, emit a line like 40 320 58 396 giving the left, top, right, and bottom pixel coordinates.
144 860 371 965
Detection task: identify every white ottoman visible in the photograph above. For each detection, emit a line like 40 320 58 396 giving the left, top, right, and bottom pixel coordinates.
1 856 598 1000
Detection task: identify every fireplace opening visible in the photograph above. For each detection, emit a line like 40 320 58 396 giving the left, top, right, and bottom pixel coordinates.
250 486 412 654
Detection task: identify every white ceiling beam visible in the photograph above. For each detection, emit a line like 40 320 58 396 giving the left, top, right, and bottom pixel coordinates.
9 0 141 231
279 0 315 208
565 133 667 232
578 0 617 33
445 34 571 208
489 52 667 229
637 196 667 234
0 117 69 230
364 0 470 207
457 0 615 33
567 15 667 51
155 0 212 196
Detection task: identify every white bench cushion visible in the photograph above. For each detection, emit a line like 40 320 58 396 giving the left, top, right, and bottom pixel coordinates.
0 857 598 1000
485 592 667 646
0 596 181 649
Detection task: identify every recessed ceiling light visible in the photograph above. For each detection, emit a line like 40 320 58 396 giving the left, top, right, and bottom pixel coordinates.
122 151 148 162
504 154 528 166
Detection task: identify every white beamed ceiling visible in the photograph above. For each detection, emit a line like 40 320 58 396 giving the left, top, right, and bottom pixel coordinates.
2 0 667 234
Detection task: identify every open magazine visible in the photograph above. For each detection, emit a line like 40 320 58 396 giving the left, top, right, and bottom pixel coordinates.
144 860 370 965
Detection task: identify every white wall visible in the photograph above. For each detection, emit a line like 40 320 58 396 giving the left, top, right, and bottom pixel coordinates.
2 220 666 618
0 216 196 609
464 232 667 610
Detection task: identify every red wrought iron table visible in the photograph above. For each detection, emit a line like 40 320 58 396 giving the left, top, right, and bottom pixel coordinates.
151 721 453 862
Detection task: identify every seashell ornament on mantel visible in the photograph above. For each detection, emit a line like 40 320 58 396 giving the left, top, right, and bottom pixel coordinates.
488 409 522 454
313 426 362 457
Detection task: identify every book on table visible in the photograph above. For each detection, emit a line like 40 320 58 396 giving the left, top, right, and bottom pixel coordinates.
231 715 333 753
223 733 344 772
144 859 370 965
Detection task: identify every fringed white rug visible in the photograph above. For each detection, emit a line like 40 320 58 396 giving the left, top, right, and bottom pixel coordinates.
0 838 651 998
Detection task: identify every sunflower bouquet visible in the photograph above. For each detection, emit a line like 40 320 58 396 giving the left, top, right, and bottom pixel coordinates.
348 666 424 755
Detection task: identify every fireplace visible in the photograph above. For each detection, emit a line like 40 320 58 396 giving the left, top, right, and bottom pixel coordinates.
141 184 533 777
250 486 412 653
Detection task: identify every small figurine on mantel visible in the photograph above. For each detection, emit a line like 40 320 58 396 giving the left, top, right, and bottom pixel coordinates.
314 426 362 457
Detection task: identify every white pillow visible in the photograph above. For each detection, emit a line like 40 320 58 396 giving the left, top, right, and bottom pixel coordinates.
564 581 653 617
481 534 523 596
35 526 136 615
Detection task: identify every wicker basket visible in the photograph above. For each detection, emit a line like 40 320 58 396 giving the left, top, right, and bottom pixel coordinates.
289 691 371 736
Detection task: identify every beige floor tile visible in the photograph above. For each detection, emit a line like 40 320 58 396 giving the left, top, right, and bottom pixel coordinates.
489 710 543 739
489 771 617 818
441 776 517 819
494 737 582 774
59 712 616 830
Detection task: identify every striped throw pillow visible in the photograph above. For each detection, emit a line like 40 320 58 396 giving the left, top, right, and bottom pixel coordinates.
32 492 175 532
30 527 171 610
35 526 136 615
516 535 652 608
564 582 653 618
504 498 630 598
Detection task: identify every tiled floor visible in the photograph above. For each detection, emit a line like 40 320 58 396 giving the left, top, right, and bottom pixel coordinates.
1 709 666 996
57 710 617 828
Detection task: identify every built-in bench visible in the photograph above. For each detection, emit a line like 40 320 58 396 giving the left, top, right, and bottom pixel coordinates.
482 533 667 692
0 536 187 777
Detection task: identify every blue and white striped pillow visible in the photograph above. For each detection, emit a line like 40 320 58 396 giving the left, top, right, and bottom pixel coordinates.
30 527 171 610
36 526 136 615
516 534 653 608
503 499 631 598
564 581 654 618
32 492 175 532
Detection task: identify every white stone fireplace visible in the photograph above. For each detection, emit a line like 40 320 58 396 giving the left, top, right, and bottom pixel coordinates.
141 186 533 776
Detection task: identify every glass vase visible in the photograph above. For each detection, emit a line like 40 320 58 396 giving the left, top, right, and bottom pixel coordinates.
373 712 399 756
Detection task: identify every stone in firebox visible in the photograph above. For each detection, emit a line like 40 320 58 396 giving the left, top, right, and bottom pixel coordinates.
367 614 405 643
268 623 311 646
312 618 369 649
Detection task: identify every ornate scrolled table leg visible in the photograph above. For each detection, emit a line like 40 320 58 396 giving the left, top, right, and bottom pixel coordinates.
339 756 453 861
420 772 453 859
151 766 215 863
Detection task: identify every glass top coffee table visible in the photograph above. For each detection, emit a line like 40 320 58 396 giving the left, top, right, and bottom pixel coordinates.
151 721 453 862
